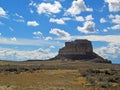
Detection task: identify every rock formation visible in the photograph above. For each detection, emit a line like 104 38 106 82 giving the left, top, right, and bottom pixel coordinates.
51 39 111 63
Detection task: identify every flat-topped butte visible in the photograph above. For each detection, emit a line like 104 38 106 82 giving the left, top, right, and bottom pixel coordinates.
52 39 111 63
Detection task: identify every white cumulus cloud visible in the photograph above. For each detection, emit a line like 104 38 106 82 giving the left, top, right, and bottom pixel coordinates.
50 18 65 24
50 28 71 40
37 1 62 15
0 7 7 18
104 0 120 12
111 14 120 24
100 18 106 23
95 43 120 63
65 0 93 16
29 0 36 6
10 37 17 41
109 14 120 30
75 16 84 22
103 29 108 32
77 21 96 34
50 45 55 48
27 21 39 26
49 17 71 24
0 47 57 61
85 14 94 21
44 36 53 40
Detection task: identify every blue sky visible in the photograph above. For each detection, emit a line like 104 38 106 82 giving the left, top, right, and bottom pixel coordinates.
0 0 120 63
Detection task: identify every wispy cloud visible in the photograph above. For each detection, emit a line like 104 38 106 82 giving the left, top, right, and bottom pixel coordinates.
9 27 14 31
53 34 120 44
71 35 120 44
0 37 63 47
33 31 43 39
13 13 25 22
15 13 23 18
0 21 4 25
13 19 25 23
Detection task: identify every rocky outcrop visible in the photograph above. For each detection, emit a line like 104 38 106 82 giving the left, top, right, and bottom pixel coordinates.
51 39 111 63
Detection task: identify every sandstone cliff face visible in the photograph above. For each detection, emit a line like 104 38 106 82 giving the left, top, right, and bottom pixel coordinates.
52 39 111 63
59 39 93 55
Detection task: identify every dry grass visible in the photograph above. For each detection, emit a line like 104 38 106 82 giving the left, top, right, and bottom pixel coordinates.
0 70 83 90
0 60 120 90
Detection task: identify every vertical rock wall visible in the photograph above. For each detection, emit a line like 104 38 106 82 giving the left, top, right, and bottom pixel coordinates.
59 39 93 55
